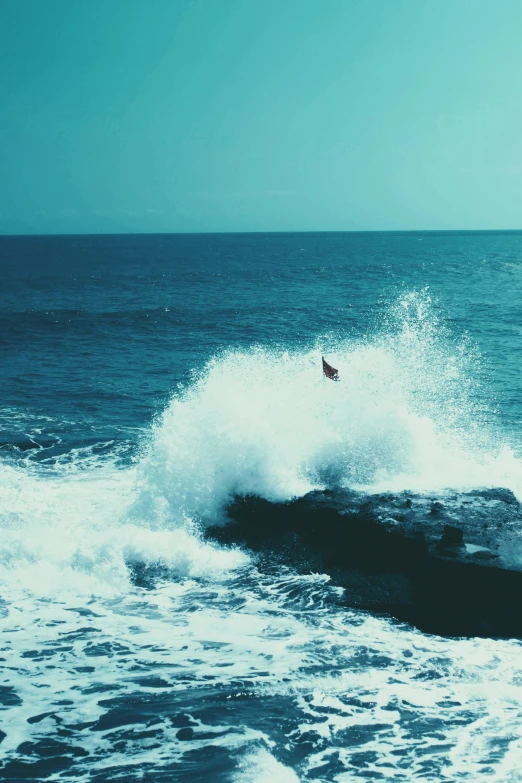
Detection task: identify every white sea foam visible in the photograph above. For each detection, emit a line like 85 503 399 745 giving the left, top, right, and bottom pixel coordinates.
2 290 522 599
135 289 522 533
234 749 302 782
2 290 522 780
3 568 522 781
0 460 246 597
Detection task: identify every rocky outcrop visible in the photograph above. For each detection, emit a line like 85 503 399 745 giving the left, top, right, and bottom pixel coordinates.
207 487 522 638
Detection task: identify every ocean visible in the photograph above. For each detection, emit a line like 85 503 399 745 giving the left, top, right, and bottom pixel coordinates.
2 230 522 781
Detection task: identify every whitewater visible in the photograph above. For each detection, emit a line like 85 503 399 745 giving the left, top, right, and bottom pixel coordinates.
2 231 522 781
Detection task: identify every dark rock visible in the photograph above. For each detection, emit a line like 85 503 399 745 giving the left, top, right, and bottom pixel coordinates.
207 487 522 639
439 525 464 548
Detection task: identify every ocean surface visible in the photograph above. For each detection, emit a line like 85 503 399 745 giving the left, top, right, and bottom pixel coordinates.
2 230 522 782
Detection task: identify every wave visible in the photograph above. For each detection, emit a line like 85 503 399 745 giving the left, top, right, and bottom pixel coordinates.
0 461 246 597
135 290 522 529
3 289 522 780
2 290 522 597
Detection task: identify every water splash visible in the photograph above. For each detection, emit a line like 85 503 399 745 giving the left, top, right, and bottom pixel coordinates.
135 289 522 529
2 291 522 780
2 290 522 598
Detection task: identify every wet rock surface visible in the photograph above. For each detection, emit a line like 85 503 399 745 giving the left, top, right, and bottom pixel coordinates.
208 488 522 639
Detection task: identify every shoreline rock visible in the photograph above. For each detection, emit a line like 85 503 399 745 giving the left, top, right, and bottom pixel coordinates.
207 487 522 639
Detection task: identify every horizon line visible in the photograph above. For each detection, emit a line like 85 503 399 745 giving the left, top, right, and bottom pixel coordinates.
2 227 522 239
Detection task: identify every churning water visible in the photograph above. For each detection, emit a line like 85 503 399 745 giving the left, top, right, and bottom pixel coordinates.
2 231 522 781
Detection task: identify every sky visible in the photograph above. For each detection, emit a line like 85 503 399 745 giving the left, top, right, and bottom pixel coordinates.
1 0 522 234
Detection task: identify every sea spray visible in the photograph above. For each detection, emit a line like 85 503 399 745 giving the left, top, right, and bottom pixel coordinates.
0 461 246 598
2 290 521 601
4 228 522 780
135 290 522 528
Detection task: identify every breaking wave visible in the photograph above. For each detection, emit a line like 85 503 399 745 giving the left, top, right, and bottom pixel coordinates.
2 289 522 598
135 289 522 529
3 289 522 781
0 460 246 597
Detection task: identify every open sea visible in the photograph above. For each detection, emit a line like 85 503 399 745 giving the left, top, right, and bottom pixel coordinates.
2 230 522 782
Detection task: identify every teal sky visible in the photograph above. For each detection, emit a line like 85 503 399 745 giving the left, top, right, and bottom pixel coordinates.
2 0 522 234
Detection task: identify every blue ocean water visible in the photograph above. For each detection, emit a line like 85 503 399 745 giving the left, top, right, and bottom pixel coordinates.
2 231 522 781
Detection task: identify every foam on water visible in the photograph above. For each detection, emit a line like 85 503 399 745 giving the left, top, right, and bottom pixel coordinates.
234 749 302 782
0 460 246 598
3 564 522 780
136 289 522 533
3 290 522 780
3 290 522 596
